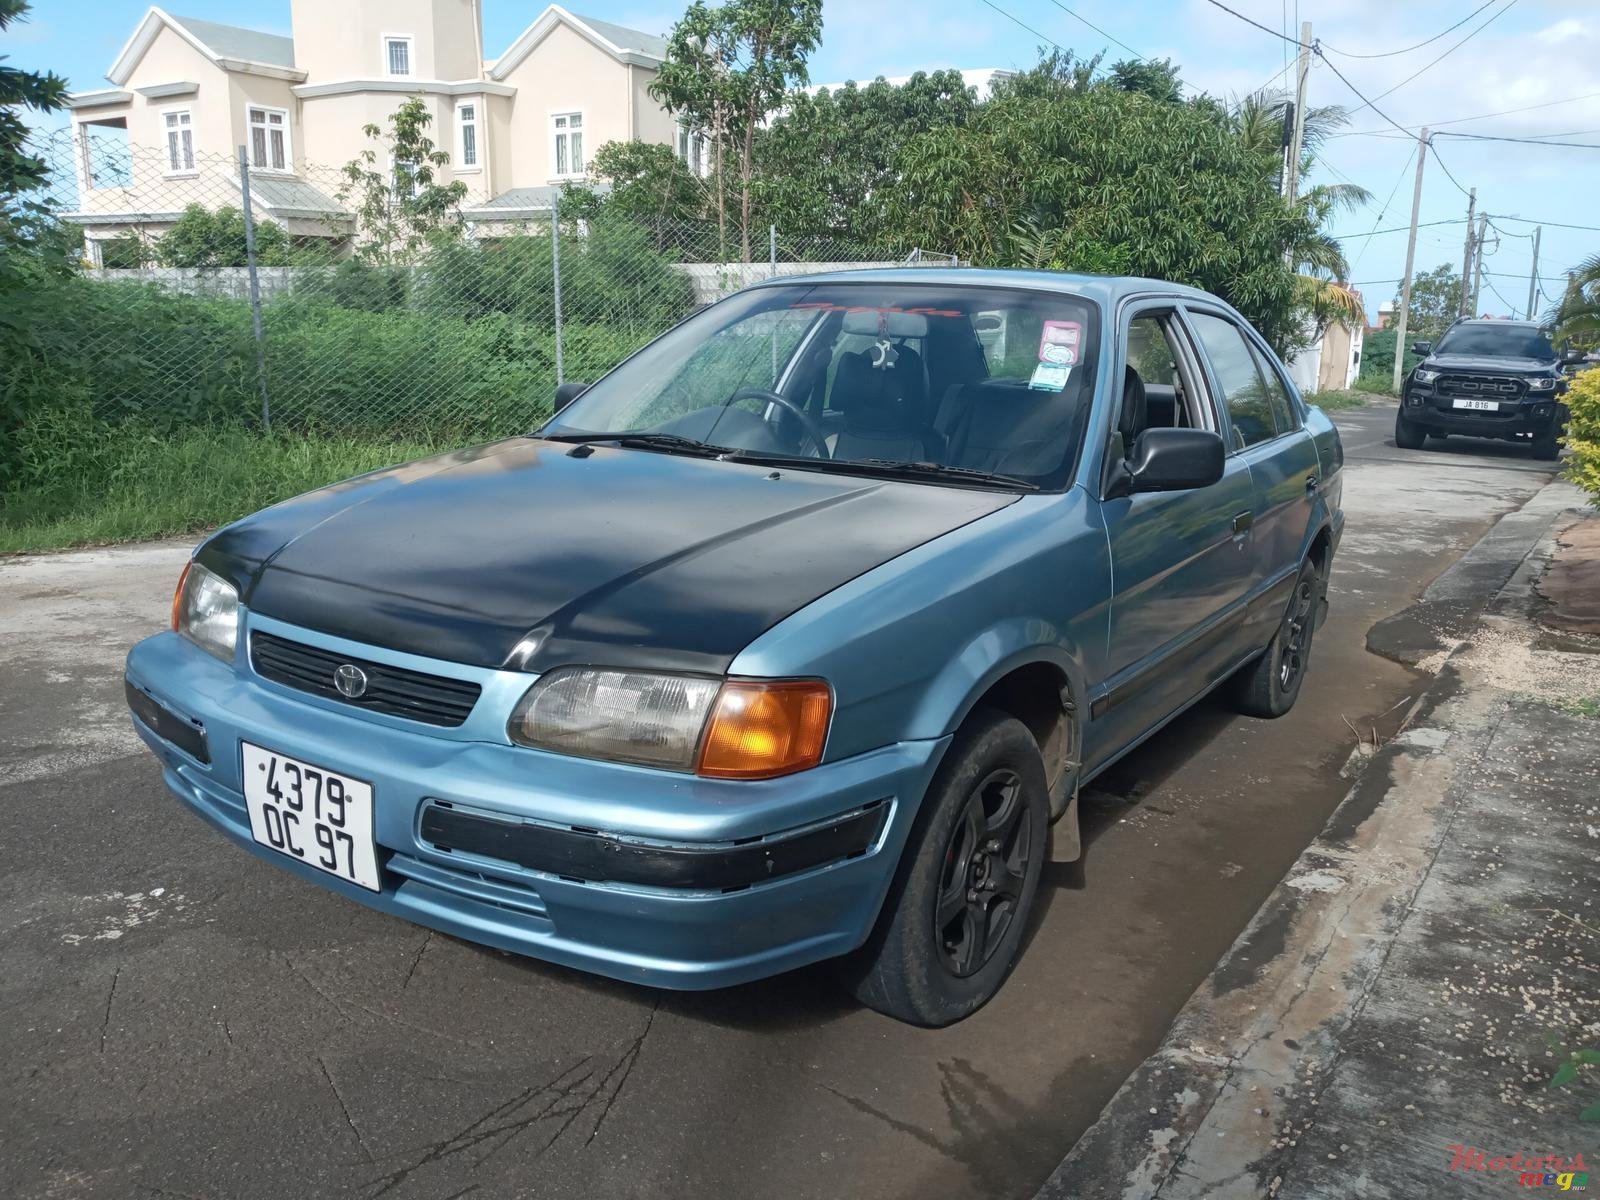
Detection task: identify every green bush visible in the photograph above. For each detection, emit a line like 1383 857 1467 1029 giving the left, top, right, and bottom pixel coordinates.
1563 368 1600 506
295 258 412 312
1355 328 1422 392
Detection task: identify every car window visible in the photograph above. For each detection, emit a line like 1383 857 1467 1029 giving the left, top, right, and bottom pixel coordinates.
1125 313 1208 433
546 283 1102 489
1250 343 1299 434
1189 312 1277 450
1435 324 1555 359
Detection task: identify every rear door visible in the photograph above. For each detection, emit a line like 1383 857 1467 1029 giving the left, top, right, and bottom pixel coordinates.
1185 309 1322 646
1091 304 1256 767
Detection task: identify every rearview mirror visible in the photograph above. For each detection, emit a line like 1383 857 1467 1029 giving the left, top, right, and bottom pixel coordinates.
974 314 1003 333
1127 428 1226 494
554 381 590 412
1410 340 1432 356
1561 348 1584 366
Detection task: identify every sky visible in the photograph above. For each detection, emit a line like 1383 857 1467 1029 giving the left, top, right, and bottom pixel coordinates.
9 0 1597 321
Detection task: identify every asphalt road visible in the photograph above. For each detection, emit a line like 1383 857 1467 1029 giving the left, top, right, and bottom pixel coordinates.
0 403 1561 1200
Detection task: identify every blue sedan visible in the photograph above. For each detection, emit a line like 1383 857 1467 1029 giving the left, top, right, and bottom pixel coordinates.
126 269 1343 1026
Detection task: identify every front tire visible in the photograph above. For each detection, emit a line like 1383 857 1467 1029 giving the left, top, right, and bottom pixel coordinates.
840 709 1048 1027
1230 557 1320 719
1533 427 1562 461
1395 408 1427 450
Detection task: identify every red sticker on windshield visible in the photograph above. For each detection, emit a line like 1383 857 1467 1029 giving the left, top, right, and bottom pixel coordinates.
1039 321 1082 367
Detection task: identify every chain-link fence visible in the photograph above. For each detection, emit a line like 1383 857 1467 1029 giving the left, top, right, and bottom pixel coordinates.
24 126 958 445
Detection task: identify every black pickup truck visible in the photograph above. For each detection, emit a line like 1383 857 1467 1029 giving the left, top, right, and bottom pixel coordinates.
1396 320 1578 459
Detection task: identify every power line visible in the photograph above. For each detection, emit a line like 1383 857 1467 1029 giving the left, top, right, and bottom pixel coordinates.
1434 130 1600 150
1330 89 1600 139
1366 0 1521 106
1486 214 1600 234
1042 0 1145 61
1345 145 1416 270
975 0 1069 56
1199 0 1301 47
1319 0 1501 59
1333 217 1466 239
1426 140 1475 199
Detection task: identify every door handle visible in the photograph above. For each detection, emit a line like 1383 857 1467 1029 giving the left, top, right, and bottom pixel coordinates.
1305 472 1320 492
1231 510 1253 536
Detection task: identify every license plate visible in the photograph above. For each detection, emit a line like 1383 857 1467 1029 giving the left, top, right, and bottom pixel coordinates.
241 742 379 891
1452 398 1499 411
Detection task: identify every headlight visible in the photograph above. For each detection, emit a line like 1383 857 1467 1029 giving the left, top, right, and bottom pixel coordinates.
1413 368 1440 384
172 561 239 661
1528 376 1557 391
508 668 831 778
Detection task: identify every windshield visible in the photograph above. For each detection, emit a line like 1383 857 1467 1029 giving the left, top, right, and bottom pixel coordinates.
1434 324 1555 360
541 283 1102 489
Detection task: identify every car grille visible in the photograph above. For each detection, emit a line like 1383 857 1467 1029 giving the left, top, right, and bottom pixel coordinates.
1436 373 1525 401
250 631 481 727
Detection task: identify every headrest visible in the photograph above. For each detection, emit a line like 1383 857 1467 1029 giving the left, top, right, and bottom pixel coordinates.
841 309 930 339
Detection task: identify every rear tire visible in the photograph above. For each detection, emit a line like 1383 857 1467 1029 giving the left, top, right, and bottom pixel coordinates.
840 709 1048 1027
1230 557 1320 719
1394 408 1427 450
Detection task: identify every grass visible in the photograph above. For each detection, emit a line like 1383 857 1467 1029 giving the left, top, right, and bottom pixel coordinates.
1312 389 1381 412
0 427 450 555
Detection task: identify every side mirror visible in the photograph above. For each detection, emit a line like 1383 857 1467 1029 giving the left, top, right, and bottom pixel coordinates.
1561 348 1584 366
1126 428 1226 494
1410 340 1432 356
554 381 590 412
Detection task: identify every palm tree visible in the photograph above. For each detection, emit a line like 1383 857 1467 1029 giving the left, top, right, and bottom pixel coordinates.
1231 91 1371 337
1548 252 1600 346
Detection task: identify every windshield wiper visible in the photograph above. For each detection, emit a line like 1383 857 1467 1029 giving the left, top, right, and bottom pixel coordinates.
723 451 1039 492
539 431 733 457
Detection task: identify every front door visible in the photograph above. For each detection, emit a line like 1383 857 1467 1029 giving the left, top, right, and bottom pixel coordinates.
1090 307 1256 769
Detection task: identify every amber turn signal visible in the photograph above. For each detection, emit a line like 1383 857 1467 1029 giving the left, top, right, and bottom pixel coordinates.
171 560 192 632
696 679 832 779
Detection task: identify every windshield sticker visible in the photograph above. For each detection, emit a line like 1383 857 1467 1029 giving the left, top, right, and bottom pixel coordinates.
1029 364 1071 392
1039 320 1083 367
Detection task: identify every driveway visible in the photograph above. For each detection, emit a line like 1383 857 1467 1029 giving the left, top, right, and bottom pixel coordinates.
0 403 1561 1200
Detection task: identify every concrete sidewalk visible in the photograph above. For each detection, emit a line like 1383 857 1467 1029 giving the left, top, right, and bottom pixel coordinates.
1039 480 1599 1200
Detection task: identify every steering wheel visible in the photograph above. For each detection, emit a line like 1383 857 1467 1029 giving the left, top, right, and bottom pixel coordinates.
729 387 830 458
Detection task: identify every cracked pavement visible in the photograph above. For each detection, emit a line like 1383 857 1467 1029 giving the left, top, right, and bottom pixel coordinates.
0 403 1565 1200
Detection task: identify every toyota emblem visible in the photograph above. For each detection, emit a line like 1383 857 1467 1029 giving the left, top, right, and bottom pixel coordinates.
333 663 369 699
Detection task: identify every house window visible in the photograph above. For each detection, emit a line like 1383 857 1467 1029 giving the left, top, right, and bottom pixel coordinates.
392 158 420 198
552 111 583 177
164 109 194 173
458 102 478 168
676 123 706 176
247 106 290 172
385 35 413 77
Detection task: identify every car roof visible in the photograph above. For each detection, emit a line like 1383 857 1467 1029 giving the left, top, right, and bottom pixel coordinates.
1449 318 1542 331
745 266 1230 308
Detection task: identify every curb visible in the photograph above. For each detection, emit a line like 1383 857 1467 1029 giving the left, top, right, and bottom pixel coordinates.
1034 478 1589 1200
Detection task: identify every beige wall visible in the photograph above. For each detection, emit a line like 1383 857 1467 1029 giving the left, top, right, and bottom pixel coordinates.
631 63 676 147
289 0 481 82
496 21 633 187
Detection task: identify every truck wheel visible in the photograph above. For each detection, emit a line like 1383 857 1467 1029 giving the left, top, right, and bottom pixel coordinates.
1394 409 1427 450
1533 429 1562 461
1230 557 1319 719
840 708 1048 1027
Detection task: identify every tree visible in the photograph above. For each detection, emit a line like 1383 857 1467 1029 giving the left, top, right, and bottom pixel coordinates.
1108 58 1184 104
575 139 712 225
0 0 64 198
1395 264 1463 341
337 97 468 264
883 84 1318 351
156 203 293 267
1547 253 1599 348
754 70 977 249
651 0 822 261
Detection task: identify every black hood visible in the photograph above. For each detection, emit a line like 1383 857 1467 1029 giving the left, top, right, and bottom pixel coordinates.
1424 353 1556 375
199 438 1015 674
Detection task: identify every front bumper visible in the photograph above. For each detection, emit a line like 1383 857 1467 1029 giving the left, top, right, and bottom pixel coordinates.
125 623 947 990
1401 388 1564 438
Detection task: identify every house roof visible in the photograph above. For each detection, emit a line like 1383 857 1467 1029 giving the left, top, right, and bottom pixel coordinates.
167 13 296 69
490 5 667 79
99 6 304 89
463 182 610 219
569 13 669 60
233 174 347 221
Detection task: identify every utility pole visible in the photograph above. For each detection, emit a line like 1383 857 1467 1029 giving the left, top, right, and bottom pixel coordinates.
1526 225 1542 321
1470 213 1490 316
1284 21 1313 201
1458 188 1476 319
1392 128 1430 396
